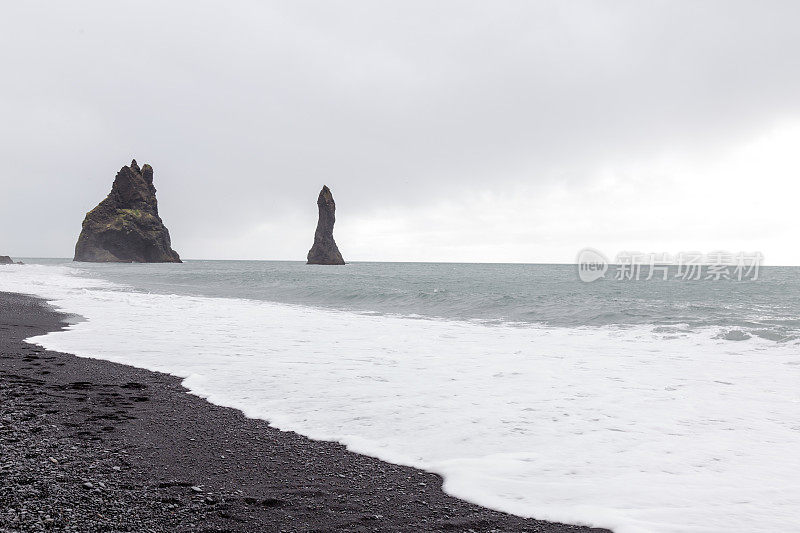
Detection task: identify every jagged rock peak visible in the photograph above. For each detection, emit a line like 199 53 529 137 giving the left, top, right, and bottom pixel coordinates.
73 160 181 263
307 185 345 265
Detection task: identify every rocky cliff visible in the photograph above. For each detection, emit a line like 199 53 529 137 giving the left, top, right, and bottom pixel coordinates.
307 185 345 265
74 160 181 263
0 256 14 265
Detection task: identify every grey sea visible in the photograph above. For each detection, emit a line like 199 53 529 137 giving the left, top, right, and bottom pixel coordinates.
1 259 799 532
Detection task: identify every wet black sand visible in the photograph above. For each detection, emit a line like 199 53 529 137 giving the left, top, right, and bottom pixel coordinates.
0 291 609 532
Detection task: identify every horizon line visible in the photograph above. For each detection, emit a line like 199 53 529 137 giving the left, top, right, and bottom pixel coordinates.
11 257 800 267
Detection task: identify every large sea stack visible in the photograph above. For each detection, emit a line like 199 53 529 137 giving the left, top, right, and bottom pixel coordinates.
74 160 181 263
0 256 14 265
307 185 345 265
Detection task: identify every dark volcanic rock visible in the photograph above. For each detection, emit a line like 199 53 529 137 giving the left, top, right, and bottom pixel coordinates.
74 160 181 263
0 256 13 265
307 185 345 265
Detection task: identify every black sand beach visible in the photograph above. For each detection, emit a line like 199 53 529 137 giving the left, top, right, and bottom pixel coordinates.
0 292 608 533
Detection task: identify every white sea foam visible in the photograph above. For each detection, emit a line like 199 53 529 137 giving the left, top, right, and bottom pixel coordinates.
2 264 799 532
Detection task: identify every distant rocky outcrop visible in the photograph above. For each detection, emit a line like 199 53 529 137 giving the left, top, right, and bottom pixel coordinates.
74 160 181 263
307 185 345 265
0 256 14 265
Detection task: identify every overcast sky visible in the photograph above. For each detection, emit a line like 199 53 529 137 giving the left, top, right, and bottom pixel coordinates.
2 1 799 263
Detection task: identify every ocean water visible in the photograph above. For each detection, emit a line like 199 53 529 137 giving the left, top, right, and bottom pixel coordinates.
1 260 799 532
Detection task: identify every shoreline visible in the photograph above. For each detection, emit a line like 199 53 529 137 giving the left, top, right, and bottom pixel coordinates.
0 291 608 532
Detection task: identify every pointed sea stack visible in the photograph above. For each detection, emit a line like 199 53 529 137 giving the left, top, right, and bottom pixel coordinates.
74 160 181 263
307 185 345 265
0 256 14 265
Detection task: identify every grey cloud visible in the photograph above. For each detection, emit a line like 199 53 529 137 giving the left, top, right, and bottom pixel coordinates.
1 1 798 259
